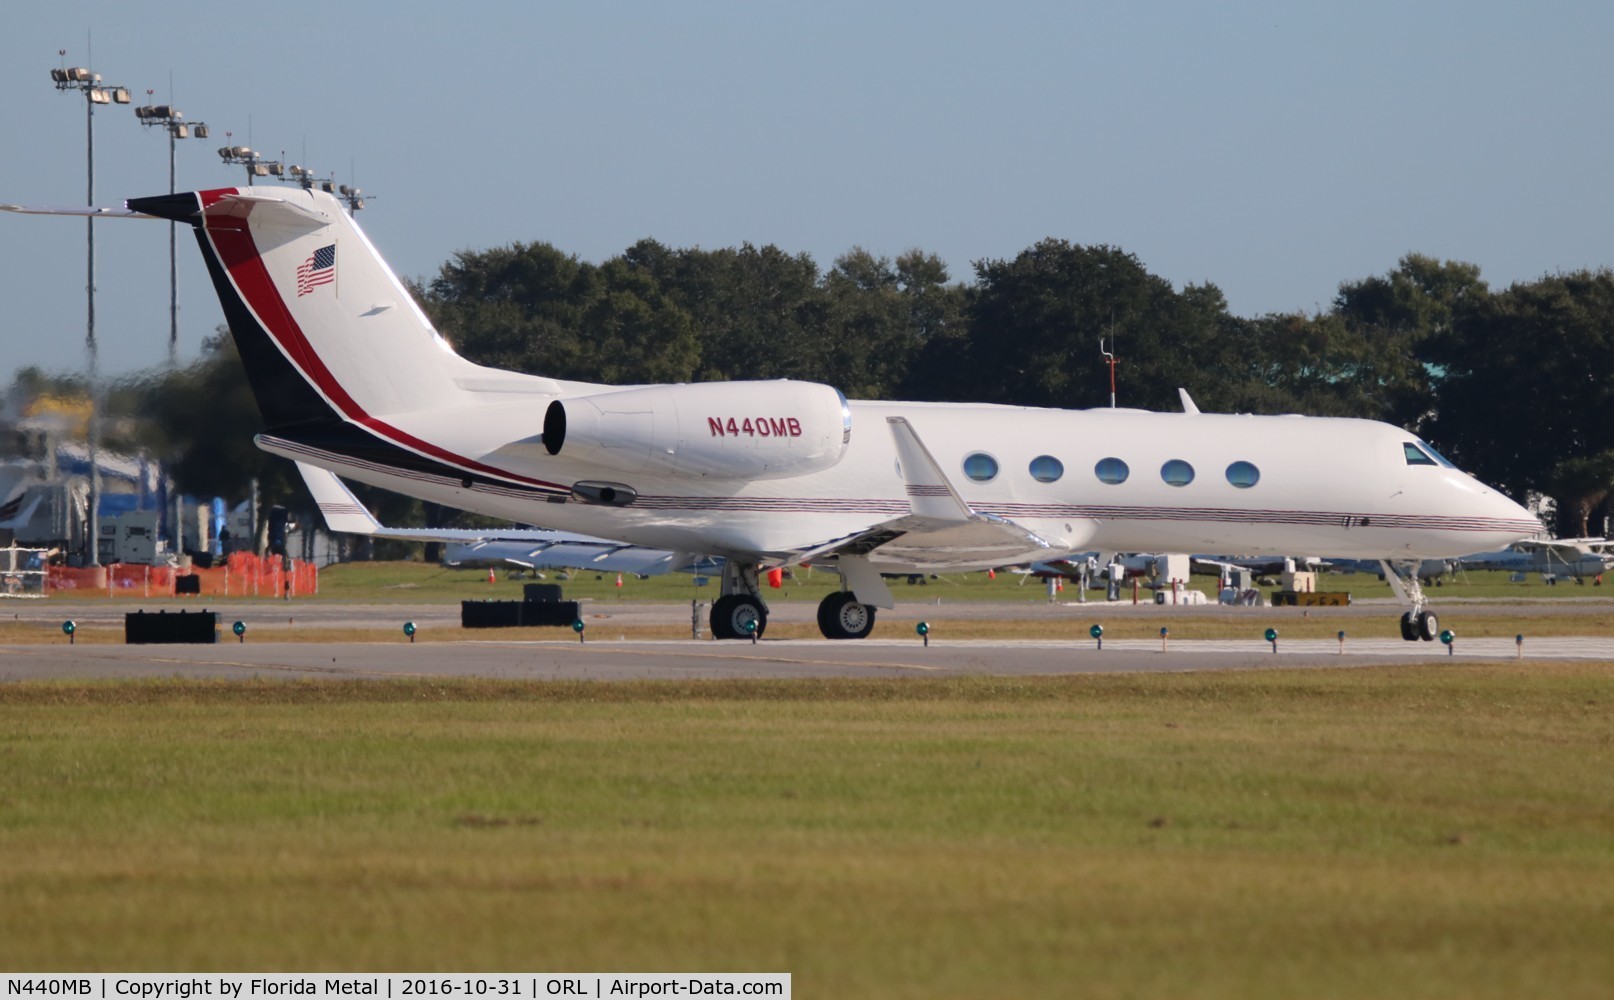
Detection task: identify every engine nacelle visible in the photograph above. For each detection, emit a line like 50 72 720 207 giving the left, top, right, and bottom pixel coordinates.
543 380 851 481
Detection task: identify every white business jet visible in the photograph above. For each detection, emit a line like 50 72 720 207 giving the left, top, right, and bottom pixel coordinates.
3 188 1542 641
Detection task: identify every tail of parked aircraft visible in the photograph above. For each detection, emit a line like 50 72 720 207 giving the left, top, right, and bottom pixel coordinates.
127 188 492 431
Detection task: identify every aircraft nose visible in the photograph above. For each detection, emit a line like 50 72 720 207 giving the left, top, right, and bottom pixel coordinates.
1482 483 1540 539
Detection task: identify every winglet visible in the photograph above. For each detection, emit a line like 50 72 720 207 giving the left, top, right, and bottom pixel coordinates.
296 462 381 535
886 417 973 523
1178 388 1200 414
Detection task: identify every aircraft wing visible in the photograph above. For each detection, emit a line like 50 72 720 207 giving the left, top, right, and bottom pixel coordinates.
1511 537 1612 554
0 494 43 531
445 539 718 576
789 418 1056 573
296 462 715 574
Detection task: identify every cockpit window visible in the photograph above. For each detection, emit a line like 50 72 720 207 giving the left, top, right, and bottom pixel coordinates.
1403 442 1438 466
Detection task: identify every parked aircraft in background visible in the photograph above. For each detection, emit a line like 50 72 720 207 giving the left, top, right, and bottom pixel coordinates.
1328 557 1453 582
296 462 716 578
1459 538 1614 581
5 188 1542 641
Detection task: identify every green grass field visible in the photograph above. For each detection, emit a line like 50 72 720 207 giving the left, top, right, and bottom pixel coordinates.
2 669 1611 997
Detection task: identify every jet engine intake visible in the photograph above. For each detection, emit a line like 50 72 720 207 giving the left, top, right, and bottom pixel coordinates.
543 380 851 480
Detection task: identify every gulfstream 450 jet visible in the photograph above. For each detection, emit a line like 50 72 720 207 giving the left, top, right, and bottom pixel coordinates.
3 187 1541 640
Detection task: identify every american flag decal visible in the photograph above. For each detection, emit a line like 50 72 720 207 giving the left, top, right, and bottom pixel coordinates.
296 244 336 296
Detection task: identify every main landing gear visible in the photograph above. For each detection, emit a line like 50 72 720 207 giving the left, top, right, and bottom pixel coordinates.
817 590 877 640
708 559 882 641
710 562 768 640
1383 559 1440 642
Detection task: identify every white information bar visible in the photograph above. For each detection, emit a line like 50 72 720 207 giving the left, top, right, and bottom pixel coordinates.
2 976 789 1000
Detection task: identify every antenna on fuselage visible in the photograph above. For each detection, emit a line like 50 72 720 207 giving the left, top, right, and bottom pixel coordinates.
1099 336 1117 408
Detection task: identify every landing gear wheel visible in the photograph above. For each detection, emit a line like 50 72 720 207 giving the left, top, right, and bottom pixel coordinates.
711 594 767 640
1399 611 1419 642
1416 609 1439 642
817 591 876 640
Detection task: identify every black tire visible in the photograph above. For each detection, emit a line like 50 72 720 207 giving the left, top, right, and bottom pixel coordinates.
711 594 767 640
817 591 876 640
1399 611 1419 642
1417 609 1439 642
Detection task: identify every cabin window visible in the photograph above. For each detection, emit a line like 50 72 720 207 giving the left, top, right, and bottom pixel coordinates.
1029 455 1064 483
1161 459 1195 487
1403 442 1438 466
1225 461 1260 488
962 452 999 482
1095 457 1130 485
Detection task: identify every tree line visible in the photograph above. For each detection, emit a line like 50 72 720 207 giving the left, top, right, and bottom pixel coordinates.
14 236 1614 540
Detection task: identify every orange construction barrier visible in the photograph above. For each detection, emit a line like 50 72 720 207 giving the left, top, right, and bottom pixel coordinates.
49 554 318 598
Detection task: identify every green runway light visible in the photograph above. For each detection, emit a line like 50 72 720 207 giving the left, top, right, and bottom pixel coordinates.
1440 630 1454 645
403 621 416 643
916 621 929 635
1089 624 1103 639
232 620 246 642
61 620 75 644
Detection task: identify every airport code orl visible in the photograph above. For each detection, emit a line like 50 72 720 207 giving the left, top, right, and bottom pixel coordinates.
706 417 802 438
3 978 789 1000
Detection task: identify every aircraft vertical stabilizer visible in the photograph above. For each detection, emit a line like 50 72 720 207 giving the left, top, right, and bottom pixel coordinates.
127 189 484 430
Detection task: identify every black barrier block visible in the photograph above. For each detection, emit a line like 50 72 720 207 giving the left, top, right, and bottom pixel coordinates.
462 600 524 628
523 583 564 603
521 600 581 627
126 609 218 644
461 600 581 628
174 575 201 595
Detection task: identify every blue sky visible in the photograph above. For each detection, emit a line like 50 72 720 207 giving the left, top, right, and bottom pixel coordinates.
3 0 1611 379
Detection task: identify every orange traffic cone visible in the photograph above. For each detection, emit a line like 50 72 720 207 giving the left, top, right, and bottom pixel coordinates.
987 568 996 580
487 567 496 584
767 567 784 588
615 573 623 588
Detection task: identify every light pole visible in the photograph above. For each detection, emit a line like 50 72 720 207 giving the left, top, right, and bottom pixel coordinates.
286 165 374 216
50 53 130 567
134 97 210 365
217 135 283 186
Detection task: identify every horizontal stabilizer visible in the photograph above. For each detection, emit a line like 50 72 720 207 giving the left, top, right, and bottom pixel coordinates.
297 463 382 535
0 203 150 219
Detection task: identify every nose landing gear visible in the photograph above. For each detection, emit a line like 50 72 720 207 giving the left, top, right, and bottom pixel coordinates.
1384 560 1440 641
1399 608 1440 642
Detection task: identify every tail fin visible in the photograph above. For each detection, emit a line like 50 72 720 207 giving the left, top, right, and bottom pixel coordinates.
128 188 477 430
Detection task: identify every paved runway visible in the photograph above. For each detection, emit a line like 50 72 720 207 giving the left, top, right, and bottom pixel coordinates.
4 596 1612 682
1 633 1609 682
